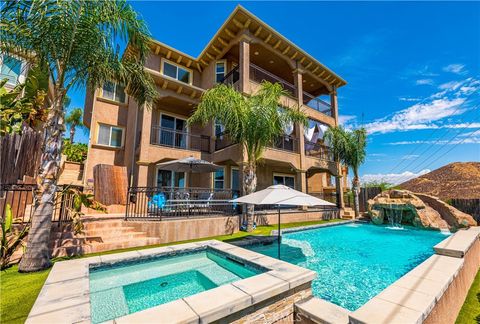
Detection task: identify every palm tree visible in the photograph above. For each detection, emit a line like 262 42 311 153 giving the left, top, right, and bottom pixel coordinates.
1 0 157 272
65 108 86 143
188 82 306 231
324 126 367 218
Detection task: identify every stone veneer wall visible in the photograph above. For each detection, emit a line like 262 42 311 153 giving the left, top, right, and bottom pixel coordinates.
224 283 312 323
253 210 339 226
424 235 480 324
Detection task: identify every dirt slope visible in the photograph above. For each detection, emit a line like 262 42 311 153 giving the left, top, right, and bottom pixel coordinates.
399 162 480 200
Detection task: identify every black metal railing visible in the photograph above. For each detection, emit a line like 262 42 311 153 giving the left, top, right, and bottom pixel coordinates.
125 186 241 220
249 64 296 97
303 92 332 116
0 184 81 226
270 135 299 153
221 66 240 87
151 127 210 153
214 131 236 151
304 141 334 161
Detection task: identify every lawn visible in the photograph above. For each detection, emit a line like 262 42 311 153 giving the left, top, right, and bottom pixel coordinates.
0 219 342 324
456 269 480 324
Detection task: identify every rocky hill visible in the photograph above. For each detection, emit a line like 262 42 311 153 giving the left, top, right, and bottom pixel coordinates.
399 162 480 200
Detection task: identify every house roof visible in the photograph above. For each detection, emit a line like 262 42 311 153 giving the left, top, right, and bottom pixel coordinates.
148 5 347 89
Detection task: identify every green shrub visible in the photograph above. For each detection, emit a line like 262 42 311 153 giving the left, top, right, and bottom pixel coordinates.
63 139 88 163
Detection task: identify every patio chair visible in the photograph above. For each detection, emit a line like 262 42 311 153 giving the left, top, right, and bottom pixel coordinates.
148 193 166 215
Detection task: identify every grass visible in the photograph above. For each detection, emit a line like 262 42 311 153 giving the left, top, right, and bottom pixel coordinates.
456 269 480 324
0 219 342 324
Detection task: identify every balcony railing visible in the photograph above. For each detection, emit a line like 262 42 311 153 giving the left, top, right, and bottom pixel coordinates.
304 141 334 161
151 126 210 153
303 92 332 116
249 64 296 97
220 66 239 87
270 134 299 153
214 131 236 151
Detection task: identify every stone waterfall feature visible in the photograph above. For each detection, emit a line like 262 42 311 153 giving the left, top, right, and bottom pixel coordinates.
367 190 477 231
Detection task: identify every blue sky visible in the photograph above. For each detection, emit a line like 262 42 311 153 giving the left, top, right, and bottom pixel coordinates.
68 1 480 184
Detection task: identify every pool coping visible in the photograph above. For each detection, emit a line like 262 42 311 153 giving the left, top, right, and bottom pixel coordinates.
271 219 354 235
25 240 317 324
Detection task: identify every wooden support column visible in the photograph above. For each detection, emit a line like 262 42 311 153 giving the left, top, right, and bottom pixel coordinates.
138 101 153 162
335 162 345 209
239 36 251 94
330 86 339 125
294 68 307 193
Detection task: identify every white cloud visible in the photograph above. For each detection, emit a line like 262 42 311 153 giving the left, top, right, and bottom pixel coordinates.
338 115 356 125
399 97 421 102
416 79 434 85
365 98 465 134
361 169 430 185
438 80 463 90
443 123 480 129
443 64 466 74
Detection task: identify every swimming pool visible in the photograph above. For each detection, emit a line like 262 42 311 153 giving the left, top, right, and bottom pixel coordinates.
89 249 263 323
247 223 448 311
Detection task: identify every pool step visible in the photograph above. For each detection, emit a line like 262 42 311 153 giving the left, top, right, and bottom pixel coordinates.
342 208 355 219
50 219 162 257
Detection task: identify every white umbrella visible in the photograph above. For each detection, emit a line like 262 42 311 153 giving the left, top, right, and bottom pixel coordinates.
157 157 222 187
231 185 335 258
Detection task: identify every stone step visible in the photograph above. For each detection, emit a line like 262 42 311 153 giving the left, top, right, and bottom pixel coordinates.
83 220 127 230
86 237 163 254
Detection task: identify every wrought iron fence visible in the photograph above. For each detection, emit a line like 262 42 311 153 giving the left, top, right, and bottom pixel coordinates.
126 186 241 220
304 142 334 161
270 135 299 153
221 66 240 87
303 92 332 116
151 127 210 153
0 184 81 226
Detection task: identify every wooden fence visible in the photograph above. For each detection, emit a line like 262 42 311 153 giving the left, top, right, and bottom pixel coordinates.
449 199 480 223
0 128 43 185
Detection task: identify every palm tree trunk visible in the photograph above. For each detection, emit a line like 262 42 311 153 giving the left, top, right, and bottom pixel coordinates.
69 125 75 143
243 162 257 232
352 175 361 219
18 90 65 272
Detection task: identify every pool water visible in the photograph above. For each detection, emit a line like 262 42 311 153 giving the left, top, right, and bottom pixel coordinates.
248 223 448 311
89 250 262 323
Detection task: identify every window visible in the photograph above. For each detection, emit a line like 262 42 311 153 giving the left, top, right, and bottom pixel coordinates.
215 61 226 83
214 168 225 189
97 124 124 147
231 168 240 191
214 119 224 137
101 81 126 103
157 114 187 148
156 169 185 188
162 60 191 84
0 55 24 85
273 174 295 189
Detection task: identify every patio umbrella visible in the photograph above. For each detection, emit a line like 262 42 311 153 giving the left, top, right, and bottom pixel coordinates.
231 185 335 259
156 157 222 187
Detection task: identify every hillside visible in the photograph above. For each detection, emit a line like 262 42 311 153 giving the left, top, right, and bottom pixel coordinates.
399 162 480 200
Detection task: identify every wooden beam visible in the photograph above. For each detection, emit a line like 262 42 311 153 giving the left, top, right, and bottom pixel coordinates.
319 71 326 77
155 46 160 55
200 59 208 66
186 60 192 68
312 67 319 74
162 80 168 89
176 56 182 64
290 52 298 60
254 26 263 37
176 86 183 94
196 62 202 72
273 40 281 49
305 62 312 69
205 52 214 60
166 50 172 59
324 74 332 81
232 18 243 29
282 46 290 55
211 45 221 54
190 91 197 99
225 28 235 38
217 37 228 47
244 18 251 28
264 34 272 44
299 57 306 64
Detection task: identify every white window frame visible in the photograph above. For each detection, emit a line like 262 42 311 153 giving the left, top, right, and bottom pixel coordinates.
213 166 225 190
0 54 28 85
96 123 125 148
155 168 186 188
215 60 227 84
230 167 240 190
160 58 193 85
273 173 295 188
100 81 126 103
